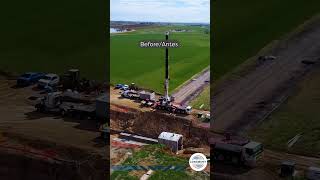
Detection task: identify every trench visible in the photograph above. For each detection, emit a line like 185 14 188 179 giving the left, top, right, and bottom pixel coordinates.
110 105 212 147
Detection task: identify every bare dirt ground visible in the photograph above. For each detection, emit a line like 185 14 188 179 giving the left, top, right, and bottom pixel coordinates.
212 18 320 133
0 79 105 153
0 78 107 177
172 68 210 106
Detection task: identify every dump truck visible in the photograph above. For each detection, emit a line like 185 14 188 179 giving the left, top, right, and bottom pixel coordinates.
210 134 263 167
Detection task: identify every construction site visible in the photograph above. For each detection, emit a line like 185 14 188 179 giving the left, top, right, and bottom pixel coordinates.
110 31 211 179
0 69 108 179
110 14 320 180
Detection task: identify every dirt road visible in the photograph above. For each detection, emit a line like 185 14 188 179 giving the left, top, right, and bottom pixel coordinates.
212 19 320 133
172 68 210 105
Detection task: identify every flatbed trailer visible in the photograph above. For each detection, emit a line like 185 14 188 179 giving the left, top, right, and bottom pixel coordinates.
59 102 96 118
35 92 104 120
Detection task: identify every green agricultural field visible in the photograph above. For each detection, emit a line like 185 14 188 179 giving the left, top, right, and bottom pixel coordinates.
110 25 210 93
0 0 107 80
191 86 210 111
250 69 320 157
212 0 320 79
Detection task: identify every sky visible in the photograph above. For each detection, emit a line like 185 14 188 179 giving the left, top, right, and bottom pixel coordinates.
110 0 210 23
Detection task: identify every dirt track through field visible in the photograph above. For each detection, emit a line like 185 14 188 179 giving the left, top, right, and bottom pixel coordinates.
212 19 320 133
172 68 210 105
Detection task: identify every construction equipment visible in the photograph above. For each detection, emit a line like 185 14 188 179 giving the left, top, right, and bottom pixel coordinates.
35 91 107 120
121 90 140 99
129 83 138 90
35 92 96 118
198 112 210 122
210 134 263 167
61 69 99 93
61 69 80 90
154 32 192 114
155 101 192 114
141 99 154 107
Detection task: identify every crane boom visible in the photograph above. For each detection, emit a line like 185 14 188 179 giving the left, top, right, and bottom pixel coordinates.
164 32 170 102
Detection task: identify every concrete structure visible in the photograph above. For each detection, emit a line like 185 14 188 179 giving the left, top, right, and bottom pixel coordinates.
119 132 158 144
158 132 183 153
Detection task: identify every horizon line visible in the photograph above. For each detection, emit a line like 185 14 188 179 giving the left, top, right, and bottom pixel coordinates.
110 20 210 24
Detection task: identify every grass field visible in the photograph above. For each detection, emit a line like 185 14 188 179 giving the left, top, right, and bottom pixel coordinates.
212 0 320 79
191 86 210 111
0 1 107 80
250 69 320 157
184 1 320 110
111 144 208 180
110 25 210 93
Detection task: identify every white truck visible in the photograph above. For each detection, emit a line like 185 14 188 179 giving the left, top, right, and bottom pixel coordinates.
38 73 60 88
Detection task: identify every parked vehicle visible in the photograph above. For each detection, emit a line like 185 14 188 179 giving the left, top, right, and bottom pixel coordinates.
155 100 192 114
16 72 45 86
121 90 140 99
115 84 124 89
38 73 60 88
211 138 263 167
141 99 154 107
120 84 129 90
